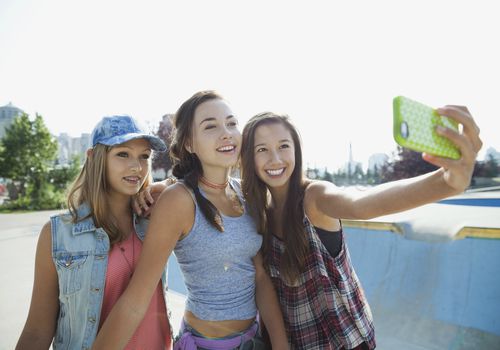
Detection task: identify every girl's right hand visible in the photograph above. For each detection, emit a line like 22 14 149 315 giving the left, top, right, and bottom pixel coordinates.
133 178 176 216
422 105 482 193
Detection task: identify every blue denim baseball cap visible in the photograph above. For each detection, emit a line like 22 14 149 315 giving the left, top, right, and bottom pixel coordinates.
91 115 166 152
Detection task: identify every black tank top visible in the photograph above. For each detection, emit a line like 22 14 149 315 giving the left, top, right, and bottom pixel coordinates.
314 226 342 258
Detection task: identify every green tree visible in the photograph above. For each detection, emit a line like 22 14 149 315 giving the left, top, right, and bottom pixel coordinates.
333 168 348 186
472 154 499 180
49 155 81 191
380 147 438 182
484 154 499 177
305 166 320 179
366 165 382 185
320 167 334 182
0 113 58 207
353 164 364 182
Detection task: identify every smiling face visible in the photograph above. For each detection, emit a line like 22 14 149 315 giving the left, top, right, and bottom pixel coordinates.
105 138 151 200
253 122 296 192
189 98 242 171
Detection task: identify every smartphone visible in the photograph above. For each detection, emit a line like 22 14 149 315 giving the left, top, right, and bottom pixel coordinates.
393 96 461 159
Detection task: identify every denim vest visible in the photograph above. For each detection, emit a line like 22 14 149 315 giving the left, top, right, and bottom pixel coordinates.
50 204 171 350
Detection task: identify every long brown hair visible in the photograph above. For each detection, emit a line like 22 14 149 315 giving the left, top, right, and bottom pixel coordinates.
169 90 227 232
241 112 309 282
67 144 151 245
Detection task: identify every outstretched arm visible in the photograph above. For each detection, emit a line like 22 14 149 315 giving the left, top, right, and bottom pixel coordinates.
309 105 482 220
92 185 191 349
253 252 289 350
16 222 59 350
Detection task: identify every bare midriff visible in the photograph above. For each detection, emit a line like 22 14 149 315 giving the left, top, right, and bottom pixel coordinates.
184 311 255 338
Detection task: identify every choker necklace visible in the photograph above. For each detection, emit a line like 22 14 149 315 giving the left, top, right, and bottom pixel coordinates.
200 176 229 190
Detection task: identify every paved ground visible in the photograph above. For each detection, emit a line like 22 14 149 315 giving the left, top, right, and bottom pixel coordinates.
0 210 185 350
3 206 499 349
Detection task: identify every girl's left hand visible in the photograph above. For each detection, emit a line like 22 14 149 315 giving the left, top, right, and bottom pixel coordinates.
133 178 176 217
422 105 483 192
133 186 157 217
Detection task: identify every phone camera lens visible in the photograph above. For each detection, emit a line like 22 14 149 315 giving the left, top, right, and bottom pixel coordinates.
401 122 409 139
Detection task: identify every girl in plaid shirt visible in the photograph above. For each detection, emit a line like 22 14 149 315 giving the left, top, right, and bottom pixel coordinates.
240 108 481 349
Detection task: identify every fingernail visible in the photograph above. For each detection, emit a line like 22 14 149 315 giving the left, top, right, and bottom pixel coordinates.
436 125 446 133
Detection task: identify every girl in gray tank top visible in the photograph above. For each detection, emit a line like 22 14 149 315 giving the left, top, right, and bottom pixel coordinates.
174 178 263 321
93 91 289 350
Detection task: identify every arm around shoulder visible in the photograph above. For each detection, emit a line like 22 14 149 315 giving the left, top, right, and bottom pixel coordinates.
16 221 59 350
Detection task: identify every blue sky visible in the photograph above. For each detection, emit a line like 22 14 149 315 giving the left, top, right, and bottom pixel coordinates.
1 0 498 171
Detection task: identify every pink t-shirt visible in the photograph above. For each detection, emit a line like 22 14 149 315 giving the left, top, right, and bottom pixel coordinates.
99 232 172 349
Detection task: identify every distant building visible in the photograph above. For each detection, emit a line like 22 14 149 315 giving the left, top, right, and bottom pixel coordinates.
56 133 91 165
0 102 24 139
344 143 362 174
0 102 93 165
368 153 389 172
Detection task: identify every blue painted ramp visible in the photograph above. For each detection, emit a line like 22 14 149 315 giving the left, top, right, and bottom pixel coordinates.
346 228 500 349
168 230 500 349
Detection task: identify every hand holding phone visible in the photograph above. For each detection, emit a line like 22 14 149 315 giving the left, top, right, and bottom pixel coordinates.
393 96 461 159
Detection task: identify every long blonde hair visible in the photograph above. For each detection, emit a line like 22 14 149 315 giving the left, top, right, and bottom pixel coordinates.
67 144 151 245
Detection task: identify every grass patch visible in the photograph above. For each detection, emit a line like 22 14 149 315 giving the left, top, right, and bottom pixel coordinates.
0 208 33 214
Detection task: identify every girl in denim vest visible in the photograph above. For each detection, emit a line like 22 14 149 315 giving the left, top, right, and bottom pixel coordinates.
93 91 288 350
16 115 172 349
239 109 481 350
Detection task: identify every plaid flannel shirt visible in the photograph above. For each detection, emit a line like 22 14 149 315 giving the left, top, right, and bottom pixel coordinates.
267 217 376 350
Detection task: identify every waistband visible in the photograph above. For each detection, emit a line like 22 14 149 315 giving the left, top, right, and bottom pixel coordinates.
174 319 259 350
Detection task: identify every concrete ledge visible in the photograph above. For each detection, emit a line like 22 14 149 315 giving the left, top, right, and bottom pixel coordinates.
343 197 500 241
343 220 500 240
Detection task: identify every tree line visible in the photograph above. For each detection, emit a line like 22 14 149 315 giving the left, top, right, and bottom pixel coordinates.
305 147 499 187
1 114 498 211
0 114 80 210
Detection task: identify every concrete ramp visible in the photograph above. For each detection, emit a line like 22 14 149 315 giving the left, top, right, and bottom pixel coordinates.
165 221 500 349
343 201 500 349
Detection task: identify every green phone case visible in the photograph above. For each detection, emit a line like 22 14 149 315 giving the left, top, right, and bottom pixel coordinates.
393 96 461 159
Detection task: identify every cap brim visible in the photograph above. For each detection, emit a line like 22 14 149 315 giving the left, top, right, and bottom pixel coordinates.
99 133 167 152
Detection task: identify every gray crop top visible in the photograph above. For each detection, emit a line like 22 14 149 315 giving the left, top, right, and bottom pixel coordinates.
173 178 263 321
